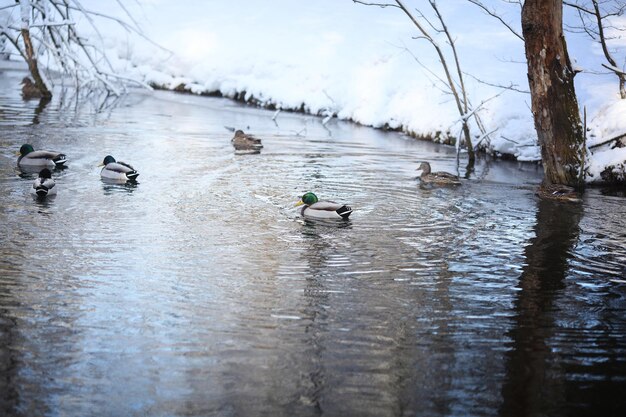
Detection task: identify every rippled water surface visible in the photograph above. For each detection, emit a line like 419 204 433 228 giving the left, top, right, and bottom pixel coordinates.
1 71 625 417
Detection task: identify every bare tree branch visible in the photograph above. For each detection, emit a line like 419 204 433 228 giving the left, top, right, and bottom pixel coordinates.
466 0 524 41
1 0 165 96
464 71 530 94
352 1 399 8
565 0 626 98
588 131 626 149
601 63 626 76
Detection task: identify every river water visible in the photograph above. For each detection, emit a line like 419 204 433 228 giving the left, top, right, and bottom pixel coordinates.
1 71 625 417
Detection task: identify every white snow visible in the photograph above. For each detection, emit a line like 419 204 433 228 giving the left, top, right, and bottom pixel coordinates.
3 0 626 183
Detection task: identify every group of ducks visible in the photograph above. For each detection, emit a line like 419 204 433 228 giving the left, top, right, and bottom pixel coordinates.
18 76 582 206
17 129 581 215
17 144 139 198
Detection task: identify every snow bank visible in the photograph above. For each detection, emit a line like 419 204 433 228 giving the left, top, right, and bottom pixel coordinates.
4 0 626 183
586 99 626 183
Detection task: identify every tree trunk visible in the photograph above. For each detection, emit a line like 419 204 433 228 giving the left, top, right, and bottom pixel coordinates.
21 28 52 98
521 0 584 187
19 0 52 98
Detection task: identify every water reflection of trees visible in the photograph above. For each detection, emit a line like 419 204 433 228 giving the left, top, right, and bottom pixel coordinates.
500 200 582 416
22 85 149 127
299 223 331 414
297 220 420 416
31 97 51 125
0 313 20 415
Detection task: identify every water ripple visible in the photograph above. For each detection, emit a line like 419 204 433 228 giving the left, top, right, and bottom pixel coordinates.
1 73 625 416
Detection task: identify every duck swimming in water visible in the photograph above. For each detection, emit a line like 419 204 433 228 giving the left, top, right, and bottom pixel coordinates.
535 181 582 203
17 144 67 168
416 161 461 186
21 77 46 99
232 129 263 154
99 155 139 181
295 192 352 219
31 168 57 198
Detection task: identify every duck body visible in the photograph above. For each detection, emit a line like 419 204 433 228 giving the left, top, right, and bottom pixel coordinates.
18 144 67 168
535 182 582 203
31 168 57 198
232 129 263 154
99 155 139 181
21 77 45 99
416 162 461 186
296 192 352 220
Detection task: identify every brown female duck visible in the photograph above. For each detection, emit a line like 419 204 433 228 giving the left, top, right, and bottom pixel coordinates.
535 181 582 203
416 162 461 186
232 130 263 154
21 77 45 99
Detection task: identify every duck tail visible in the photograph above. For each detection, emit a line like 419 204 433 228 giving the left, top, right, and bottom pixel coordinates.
53 154 67 167
126 171 139 180
35 186 49 197
336 205 353 219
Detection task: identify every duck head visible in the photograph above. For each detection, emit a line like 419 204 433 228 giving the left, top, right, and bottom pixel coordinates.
295 192 318 207
99 155 116 166
38 168 52 179
19 144 35 156
416 162 431 175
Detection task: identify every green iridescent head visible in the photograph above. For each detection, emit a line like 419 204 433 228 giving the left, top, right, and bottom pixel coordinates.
20 144 34 156
301 192 318 206
102 155 116 165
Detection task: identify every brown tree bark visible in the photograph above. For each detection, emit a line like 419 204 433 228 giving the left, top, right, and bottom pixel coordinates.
522 0 585 187
21 28 52 98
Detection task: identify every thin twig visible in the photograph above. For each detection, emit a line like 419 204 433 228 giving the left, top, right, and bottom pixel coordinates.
466 0 524 41
588 132 626 149
352 0 400 8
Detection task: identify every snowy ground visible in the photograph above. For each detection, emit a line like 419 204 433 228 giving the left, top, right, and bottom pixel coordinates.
2 0 626 183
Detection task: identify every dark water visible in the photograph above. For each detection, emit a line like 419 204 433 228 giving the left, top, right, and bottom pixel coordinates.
1 70 625 417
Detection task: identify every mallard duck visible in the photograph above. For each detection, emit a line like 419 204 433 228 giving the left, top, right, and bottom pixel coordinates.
99 155 139 181
295 192 352 219
232 129 263 154
17 144 67 168
535 181 582 203
416 161 461 186
31 168 57 198
21 77 45 99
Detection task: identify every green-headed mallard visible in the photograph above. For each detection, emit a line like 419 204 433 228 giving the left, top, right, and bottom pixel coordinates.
232 129 263 154
535 181 581 203
99 155 139 181
416 161 461 186
18 144 67 168
295 192 352 219
31 168 57 198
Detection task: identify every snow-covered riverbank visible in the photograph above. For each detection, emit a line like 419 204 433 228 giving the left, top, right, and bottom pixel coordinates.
3 0 626 183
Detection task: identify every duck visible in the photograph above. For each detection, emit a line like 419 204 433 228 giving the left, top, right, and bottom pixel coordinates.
535 181 582 203
232 129 263 154
31 168 57 198
17 144 67 168
416 161 461 186
99 155 139 181
295 192 352 219
21 77 45 99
